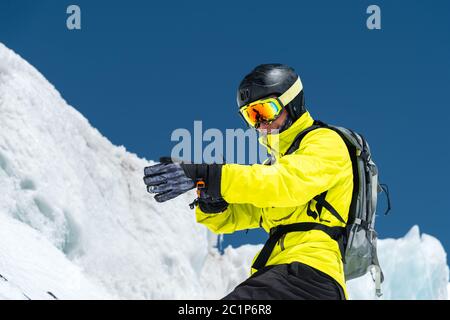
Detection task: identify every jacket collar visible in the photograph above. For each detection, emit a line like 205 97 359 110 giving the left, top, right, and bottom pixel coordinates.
259 111 315 159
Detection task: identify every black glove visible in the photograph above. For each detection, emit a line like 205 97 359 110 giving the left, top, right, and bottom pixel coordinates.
197 197 229 213
143 157 224 203
143 158 194 202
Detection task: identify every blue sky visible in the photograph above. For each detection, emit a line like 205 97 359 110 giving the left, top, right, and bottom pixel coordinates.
1 1 449 261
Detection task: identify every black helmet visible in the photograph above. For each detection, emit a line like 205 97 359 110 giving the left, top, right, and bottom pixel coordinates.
237 64 306 124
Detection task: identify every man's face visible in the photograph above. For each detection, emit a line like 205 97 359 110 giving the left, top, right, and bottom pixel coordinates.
257 108 288 134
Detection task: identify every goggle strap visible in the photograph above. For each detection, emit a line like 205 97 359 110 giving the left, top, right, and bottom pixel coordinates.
278 77 303 107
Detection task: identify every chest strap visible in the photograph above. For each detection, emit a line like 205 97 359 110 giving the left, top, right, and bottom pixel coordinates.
252 222 346 271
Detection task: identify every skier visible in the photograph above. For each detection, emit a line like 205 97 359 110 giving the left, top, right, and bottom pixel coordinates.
143 64 352 300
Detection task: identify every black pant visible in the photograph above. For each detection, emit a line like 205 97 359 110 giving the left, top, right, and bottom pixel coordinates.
222 262 345 300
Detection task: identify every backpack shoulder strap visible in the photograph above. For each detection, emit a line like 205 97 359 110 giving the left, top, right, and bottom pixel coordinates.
285 120 347 225
313 194 346 224
284 120 328 156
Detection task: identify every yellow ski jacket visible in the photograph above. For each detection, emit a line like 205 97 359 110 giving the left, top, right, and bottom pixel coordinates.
195 111 353 298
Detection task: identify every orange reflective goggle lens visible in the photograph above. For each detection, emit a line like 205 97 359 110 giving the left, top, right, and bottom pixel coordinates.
239 98 283 127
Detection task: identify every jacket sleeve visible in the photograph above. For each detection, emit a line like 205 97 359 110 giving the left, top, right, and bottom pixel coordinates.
195 203 262 234
220 128 350 208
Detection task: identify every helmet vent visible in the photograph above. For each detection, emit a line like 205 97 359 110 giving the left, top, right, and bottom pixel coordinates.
239 88 250 103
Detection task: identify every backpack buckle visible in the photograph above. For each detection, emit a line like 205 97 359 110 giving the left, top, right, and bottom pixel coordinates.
269 226 280 237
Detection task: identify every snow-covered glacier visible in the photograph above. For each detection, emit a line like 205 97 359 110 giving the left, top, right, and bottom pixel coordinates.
0 43 448 300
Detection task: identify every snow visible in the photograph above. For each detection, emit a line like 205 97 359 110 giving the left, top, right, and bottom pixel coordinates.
0 216 110 299
448 283 450 300
347 225 449 299
0 42 448 300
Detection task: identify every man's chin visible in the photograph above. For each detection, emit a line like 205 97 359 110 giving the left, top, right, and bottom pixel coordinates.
258 128 280 136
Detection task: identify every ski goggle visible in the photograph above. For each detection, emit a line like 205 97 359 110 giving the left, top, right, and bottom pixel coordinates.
239 98 284 128
239 77 303 128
